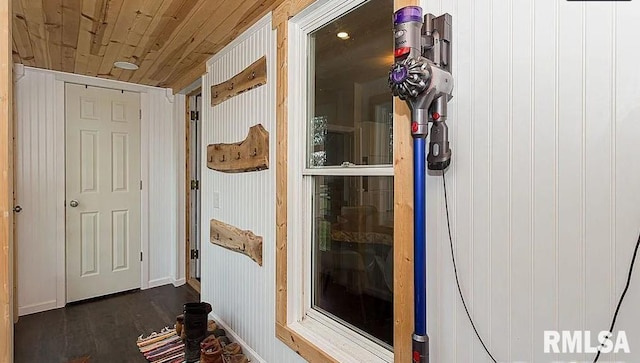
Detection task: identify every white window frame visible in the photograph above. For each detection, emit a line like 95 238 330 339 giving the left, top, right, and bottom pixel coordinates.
286 0 394 361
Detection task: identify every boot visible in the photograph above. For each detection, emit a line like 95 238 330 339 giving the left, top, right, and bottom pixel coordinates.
200 335 224 363
183 302 212 363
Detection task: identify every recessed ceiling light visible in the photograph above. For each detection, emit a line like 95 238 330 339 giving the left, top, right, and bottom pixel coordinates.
114 61 139 70
337 32 350 40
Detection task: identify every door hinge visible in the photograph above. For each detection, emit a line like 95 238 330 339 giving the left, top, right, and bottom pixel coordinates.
140 180 143 190
139 109 142 119
190 111 199 121
190 249 199 259
190 180 199 190
140 252 143 261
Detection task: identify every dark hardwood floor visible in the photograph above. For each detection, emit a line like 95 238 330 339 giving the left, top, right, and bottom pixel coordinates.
14 285 200 363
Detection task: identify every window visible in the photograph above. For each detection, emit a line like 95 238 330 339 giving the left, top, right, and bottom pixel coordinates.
286 0 395 359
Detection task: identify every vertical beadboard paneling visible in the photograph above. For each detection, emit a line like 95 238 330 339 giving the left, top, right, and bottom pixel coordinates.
557 2 584 362
200 15 305 363
584 0 614 356
489 0 511 359
147 89 177 285
531 1 559 362
14 67 180 315
425 0 640 361
15 70 60 315
611 1 640 361
510 0 534 360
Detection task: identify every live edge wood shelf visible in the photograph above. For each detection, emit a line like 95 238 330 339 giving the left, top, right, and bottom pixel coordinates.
210 219 263 266
211 56 267 106
207 124 269 173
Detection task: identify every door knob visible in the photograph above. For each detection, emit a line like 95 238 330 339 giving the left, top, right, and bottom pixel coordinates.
69 200 79 208
13 205 22 213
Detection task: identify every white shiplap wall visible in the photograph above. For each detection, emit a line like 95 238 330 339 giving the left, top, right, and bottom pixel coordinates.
422 0 640 362
14 69 64 315
200 15 306 363
14 66 185 315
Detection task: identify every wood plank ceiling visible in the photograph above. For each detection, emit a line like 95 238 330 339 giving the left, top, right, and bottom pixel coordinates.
11 0 281 92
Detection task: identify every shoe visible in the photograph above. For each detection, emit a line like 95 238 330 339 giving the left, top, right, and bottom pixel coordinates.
183 302 213 363
211 328 226 338
200 335 223 363
225 354 249 363
176 314 184 337
223 342 242 356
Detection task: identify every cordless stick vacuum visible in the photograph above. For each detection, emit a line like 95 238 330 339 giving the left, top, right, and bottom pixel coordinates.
388 6 453 363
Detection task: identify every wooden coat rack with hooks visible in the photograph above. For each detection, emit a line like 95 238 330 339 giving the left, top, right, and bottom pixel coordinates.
206 124 269 173
211 56 267 106
210 219 263 266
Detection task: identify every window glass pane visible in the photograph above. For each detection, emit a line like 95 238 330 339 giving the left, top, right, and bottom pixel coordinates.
308 0 394 167
312 175 394 348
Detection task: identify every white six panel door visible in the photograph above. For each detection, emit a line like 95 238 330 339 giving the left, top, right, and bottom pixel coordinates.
65 84 141 302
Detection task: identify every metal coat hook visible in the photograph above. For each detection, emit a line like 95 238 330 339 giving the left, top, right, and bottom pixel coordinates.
220 154 226 162
249 71 256 80
252 148 258 156
228 82 234 90
215 233 220 240
236 152 241 160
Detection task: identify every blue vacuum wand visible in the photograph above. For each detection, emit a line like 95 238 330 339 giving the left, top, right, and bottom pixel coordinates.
388 6 453 363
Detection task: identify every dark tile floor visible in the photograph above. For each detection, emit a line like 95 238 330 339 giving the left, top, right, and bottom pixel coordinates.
14 285 199 363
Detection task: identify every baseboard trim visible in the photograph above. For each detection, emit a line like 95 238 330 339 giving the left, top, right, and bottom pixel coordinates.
18 300 58 316
172 278 186 287
147 277 173 289
208 311 266 363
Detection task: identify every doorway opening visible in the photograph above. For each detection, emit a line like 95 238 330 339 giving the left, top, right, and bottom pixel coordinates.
186 90 202 291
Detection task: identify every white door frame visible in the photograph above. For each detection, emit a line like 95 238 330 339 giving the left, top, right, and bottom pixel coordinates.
47 70 175 305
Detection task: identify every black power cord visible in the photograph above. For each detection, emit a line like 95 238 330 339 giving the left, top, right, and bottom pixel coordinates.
593 225 640 362
442 173 640 363
442 173 497 363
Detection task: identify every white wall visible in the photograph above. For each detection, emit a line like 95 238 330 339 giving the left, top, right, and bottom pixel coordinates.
14 66 186 316
199 1 640 362
199 15 306 363
423 0 640 362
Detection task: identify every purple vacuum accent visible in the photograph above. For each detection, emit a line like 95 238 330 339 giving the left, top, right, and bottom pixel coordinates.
394 6 423 24
391 64 409 84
